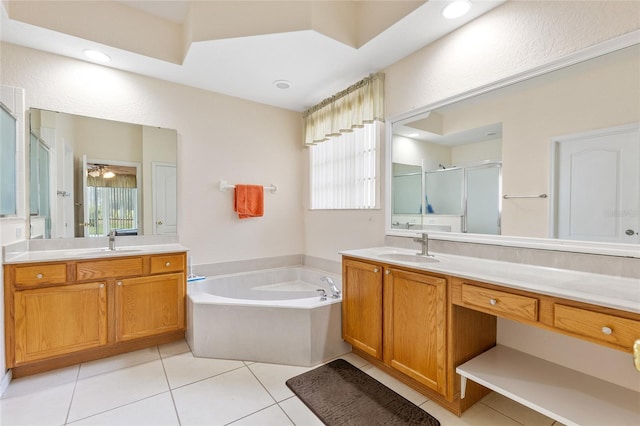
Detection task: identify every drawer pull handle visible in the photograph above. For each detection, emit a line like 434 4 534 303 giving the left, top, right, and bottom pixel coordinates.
489 298 497 306
373 268 379 273
601 326 613 335
36 273 43 279
165 262 171 267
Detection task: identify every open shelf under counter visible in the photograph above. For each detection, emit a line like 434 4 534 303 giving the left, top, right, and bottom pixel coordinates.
456 345 640 426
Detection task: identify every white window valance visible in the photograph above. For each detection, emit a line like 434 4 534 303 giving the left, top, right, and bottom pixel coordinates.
303 72 384 147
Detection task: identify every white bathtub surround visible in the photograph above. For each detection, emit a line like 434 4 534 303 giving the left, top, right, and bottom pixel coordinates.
193 254 304 278
187 267 351 367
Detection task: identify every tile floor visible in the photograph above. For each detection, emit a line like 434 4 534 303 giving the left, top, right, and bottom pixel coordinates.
0 340 563 426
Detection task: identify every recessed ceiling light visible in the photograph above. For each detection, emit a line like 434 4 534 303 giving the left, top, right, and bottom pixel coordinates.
273 80 292 89
83 49 111 63
442 0 472 19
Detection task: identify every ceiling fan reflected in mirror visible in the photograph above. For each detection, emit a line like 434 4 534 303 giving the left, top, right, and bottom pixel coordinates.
86 163 137 179
87 164 115 178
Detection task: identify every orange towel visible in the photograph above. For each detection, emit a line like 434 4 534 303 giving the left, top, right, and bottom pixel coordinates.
234 185 264 219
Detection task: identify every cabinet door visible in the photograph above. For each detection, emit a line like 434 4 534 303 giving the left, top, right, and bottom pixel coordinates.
384 268 447 395
14 282 107 364
115 273 185 341
342 259 383 359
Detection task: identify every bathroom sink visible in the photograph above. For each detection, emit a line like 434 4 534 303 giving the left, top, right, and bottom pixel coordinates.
63 248 143 257
378 253 439 263
100 248 142 254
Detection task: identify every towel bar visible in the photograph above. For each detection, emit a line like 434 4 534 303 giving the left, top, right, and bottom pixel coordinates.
503 194 547 199
219 180 277 193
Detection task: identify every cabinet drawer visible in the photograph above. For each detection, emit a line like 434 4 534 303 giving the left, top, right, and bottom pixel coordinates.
461 284 538 322
150 254 185 274
554 304 640 350
15 264 67 287
76 258 143 281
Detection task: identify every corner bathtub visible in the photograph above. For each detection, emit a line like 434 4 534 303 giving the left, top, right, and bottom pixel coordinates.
186 267 351 366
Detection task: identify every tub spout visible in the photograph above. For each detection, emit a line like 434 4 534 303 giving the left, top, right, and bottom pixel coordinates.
321 276 341 298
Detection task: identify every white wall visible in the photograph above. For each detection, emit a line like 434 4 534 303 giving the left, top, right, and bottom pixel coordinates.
0 42 305 267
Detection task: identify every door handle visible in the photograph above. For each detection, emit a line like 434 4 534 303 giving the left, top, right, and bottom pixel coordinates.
156 220 163 225
625 229 636 236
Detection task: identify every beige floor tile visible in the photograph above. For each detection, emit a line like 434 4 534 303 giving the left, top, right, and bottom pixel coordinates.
78 347 160 379
333 352 369 368
228 404 294 425
248 362 312 402
68 392 179 426
172 367 275 426
162 351 245 389
363 366 429 406
0 381 75 426
1 365 78 398
158 339 191 359
68 360 169 422
278 397 324 426
421 399 522 426
481 392 556 426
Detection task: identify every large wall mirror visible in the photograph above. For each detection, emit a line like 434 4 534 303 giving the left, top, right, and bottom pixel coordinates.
29 109 177 239
388 41 640 251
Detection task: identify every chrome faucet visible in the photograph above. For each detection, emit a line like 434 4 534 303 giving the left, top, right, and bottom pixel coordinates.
321 276 341 298
316 288 327 301
108 230 116 251
413 232 433 257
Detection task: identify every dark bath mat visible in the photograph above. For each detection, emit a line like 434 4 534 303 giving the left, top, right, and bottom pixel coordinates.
285 358 440 426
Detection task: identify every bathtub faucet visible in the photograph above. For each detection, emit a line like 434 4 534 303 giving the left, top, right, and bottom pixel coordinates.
321 276 341 298
316 289 327 301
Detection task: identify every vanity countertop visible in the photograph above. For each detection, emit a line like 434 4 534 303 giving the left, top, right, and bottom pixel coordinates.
4 243 188 264
340 247 640 314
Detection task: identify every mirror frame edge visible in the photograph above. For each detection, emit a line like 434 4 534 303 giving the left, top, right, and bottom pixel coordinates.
384 29 640 259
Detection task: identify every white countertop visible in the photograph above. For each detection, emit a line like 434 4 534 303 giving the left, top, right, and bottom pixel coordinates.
4 244 188 264
340 247 640 314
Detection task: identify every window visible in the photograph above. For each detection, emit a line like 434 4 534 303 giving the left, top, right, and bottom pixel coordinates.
309 122 379 209
86 186 138 237
1 103 17 216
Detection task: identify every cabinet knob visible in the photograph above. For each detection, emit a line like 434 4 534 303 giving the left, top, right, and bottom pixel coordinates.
385 270 391 275
601 326 613 335
373 268 379 273
117 281 123 286
489 298 497 306
165 262 171 267
99 283 105 288
36 273 43 279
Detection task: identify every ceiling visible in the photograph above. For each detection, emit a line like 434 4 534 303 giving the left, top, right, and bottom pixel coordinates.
0 0 504 112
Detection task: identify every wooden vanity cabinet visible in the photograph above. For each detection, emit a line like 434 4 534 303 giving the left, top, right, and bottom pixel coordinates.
342 258 383 359
115 273 185 341
342 256 497 415
13 281 108 364
4 252 187 377
383 267 447 395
